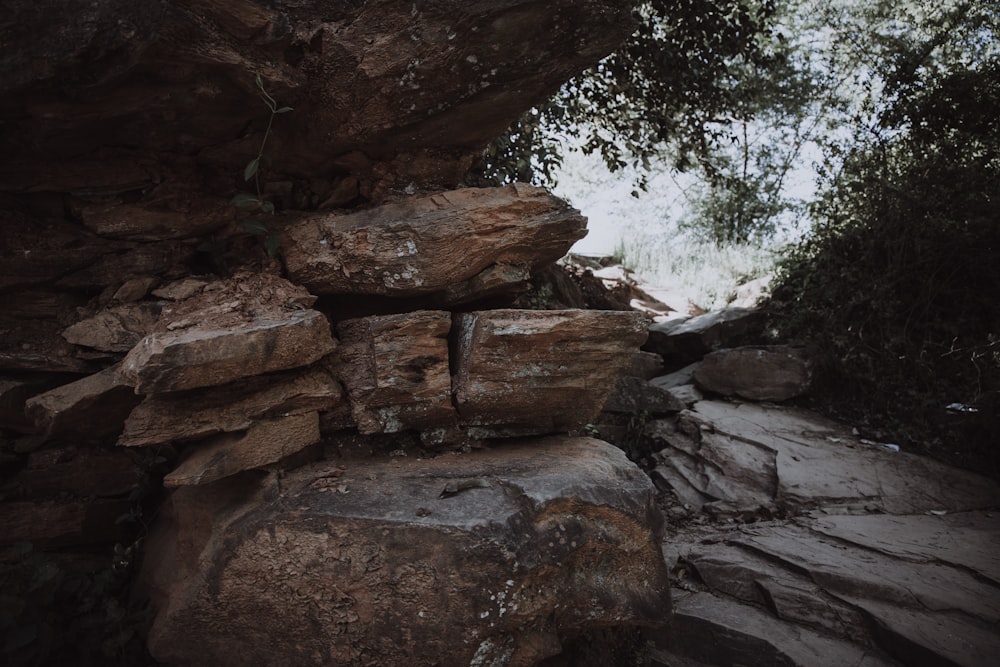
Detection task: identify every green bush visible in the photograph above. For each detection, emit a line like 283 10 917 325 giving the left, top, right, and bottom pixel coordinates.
765 58 1000 477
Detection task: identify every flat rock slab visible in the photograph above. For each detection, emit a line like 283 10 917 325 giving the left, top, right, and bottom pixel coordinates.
651 400 1000 515
141 437 671 667
118 364 341 447
657 590 898 667
24 363 141 444
163 412 321 487
644 308 764 372
281 185 587 301
122 309 335 393
661 512 1000 667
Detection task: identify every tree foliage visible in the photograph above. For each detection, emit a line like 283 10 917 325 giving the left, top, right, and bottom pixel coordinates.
767 0 1000 475
468 1 789 194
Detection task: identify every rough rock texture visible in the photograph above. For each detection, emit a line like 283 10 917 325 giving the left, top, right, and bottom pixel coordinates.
113 273 332 394
118 365 341 447
121 309 334 393
0 2 664 663
61 302 162 353
336 311 455 436
163 412 320 487
652 398 1000 667
2 0 637 198
281 184 587 302
602 376 687 416
140 437 671 667
24 363 141 445
650 400 1000 515
453 309 649 435
693 346 812 401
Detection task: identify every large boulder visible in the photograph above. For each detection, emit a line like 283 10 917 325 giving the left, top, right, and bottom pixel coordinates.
281 184 587 303
139 436 671 666
693 345 813 402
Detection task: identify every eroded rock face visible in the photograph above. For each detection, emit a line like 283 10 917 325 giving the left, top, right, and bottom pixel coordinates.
2 0 637 200
281 184 587 300
453 309 649 436
650 400 1000 516
336 310 456 436
119 273 334 393
140 437 671 667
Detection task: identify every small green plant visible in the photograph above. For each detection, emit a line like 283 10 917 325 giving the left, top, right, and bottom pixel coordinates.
230 73 293 257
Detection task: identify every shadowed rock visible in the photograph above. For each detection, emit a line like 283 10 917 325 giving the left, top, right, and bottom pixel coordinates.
140 437 671 666
281 185 587 301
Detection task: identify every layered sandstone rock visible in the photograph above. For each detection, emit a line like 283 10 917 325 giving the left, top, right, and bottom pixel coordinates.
0 2 667 664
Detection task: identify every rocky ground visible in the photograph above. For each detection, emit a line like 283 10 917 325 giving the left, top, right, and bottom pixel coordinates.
588 264 1000 667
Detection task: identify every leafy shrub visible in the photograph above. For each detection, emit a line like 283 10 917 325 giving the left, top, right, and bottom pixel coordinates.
765 58 1000 477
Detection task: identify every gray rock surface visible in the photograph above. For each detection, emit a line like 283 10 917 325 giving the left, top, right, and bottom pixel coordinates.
693 345 812 401
651 398 1000 667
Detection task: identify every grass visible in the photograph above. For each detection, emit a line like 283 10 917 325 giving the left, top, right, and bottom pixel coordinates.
610 228 784 311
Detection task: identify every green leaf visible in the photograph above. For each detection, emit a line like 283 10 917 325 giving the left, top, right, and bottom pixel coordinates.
244 157 260 181
230 192 260 208
240 219 269 235
260 200 275 215
275 106 294 114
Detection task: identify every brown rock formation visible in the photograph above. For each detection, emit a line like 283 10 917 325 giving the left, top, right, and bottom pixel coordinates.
140 437 671 667
2 0 636 200
0 2 669 664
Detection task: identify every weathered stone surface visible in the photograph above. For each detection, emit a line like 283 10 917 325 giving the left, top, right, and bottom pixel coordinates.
112 275 160 302
808 512 1000 585
120 308 334 393
650 401 1000 516
121 309 334 393
0 287 105 374
119 365 341 447
281 185 587 301
666 384 703 409
650 362 701 391
3 1 637 196
659 590 898 667
61 302 162 353
661 515 1000 667
336 311 456 435
601 376 687 416
628 351 666 380
0 212 128 289
453 309 649 435
694 346 812 402
163 412 320 487
140 436 670 666
24 363 141 444
0 375 72 431
644 308 764 372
